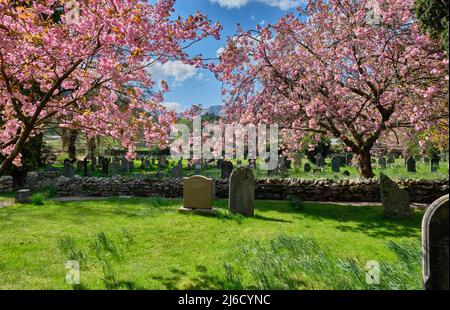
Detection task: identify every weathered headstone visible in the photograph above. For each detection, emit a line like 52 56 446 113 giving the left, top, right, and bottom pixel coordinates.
378 157 387 170
171 166 183 178
406 156 417 173
15 189 32 204
422 195 449 290
292 153 302 171
195 163 202 175
229 167 255 217
181 176 214 211
120 157 130 173
101 158 109 175
63 159 74 178
221 161 234 179
380 173 411 219
304 163 312 173
431 158 440 173
315 153 325 169
331 156 341 173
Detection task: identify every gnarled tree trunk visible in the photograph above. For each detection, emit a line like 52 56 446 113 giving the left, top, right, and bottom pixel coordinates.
357 150 375 179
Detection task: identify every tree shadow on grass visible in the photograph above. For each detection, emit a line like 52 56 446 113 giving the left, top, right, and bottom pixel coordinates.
151 266 238 290
256 201 424 238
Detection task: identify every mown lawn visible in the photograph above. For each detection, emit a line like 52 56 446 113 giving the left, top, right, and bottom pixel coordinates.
0 197 424 290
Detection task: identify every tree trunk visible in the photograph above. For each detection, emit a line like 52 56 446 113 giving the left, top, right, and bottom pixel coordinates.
68 130 78 162
86 136 97 160
357 150 375 178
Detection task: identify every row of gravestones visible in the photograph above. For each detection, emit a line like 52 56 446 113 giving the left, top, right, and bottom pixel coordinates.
181 166 256 217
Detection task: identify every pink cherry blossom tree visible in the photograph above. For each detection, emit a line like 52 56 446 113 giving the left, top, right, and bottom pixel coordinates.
214 0 448 178
0 0 221 175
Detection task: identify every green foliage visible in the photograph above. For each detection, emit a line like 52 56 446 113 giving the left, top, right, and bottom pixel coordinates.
31 193 45 206
414 0 449 51
222 236 423 290
301 135 332 163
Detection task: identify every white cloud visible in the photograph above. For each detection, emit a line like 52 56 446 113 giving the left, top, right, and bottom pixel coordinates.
149 60 197 86
163 101 184 113
216 47 225 57
211 0 301 10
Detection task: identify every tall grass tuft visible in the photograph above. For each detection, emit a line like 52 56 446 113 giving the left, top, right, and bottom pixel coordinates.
222 235 423 290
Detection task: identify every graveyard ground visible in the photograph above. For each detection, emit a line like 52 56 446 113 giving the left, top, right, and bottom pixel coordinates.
0 196 424 290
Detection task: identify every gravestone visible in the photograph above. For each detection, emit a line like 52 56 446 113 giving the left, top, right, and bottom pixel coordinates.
101 158 109 175
331 156 341 173
380 173 411 219
98 156 105 170
304 163 312 173
76 161 84 174
229 167 255 217
221 161 234 179
406 156 416 173
422 195 449 290
431 158 440 173
315 153 325 169
292 153 302 171
387 155 395 165
171 166 183 178
378 157 387 170
181 176 214 212
120 157 130 173
63 159 74 178
110 162 119 175
195 163 202 175
159 155 167 168
15 189 32 204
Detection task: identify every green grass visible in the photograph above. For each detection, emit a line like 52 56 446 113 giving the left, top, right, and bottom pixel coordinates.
0 197 424 290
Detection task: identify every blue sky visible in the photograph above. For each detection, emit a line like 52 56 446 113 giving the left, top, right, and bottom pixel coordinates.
151 0 302 112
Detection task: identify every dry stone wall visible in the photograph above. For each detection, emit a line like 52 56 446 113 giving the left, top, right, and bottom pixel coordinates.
20 171 449 204
0 176 13 193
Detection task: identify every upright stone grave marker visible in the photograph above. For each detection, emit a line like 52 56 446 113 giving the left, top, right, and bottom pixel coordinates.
221 161 234 179
387 155 395 166
331 156 341 173
195 163 202 175
180 176 214 213
380 173 411 219
406 156 417 173
422 195 449 290
315 153 325 169
171 166 183 178
431 155 440 173
292 153 302 172
304 163 312 173
101 158 110 175
229 167 255 217
63 159 74 178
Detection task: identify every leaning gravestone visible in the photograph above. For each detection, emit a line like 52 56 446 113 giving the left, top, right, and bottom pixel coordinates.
380 173 411 219
120 157 130 173
331 156 341 173
422 195 449 290
430 155 440 173
180 176 214 213
406 156 417 173
63 159 74 178
15 189 32 204
221 161 234 179
229 167 255 217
